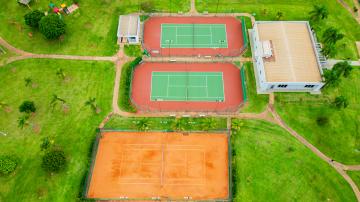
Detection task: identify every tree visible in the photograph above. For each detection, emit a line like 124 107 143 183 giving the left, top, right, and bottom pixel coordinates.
136 119 151 131
322 27 344 45
24 10 45 28
17 114 30 129
50 94 66 110
0 155 17 175
323 69 341 87
200 118 217 131
41 149 66 173
24 77 32 87
276 11 283 20
309 5 328 22
84 97 100 114
333 61 353 78
39 14 66 39
19 101 36 114
56 68 66 80
172 118 187 132
333 96 348 109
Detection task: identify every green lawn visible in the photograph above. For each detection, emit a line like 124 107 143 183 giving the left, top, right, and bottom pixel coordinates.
275 67 360 164
104 115 228 131
196 0 360 60
236 62 268 113
0 0 189 56
231 119 356 201
0 59 114 202
348 171 360 189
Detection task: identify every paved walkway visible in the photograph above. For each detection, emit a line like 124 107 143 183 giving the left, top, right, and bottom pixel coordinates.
325 59 360 69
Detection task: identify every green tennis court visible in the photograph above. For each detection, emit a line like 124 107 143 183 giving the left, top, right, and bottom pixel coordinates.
151 72 225 102
161 24 228 48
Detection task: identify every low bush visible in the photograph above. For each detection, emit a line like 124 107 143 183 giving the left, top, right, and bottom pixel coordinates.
316 116 329 126
0 155 17 175
41 149 66 173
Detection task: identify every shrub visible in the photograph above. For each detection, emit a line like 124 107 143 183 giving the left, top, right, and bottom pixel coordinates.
24 10 45 28
118 57 142 112
41 149 66 173
316 116 329 126
19 100 36 113
39 14 66 39
0 155 17 175
140 1 154 13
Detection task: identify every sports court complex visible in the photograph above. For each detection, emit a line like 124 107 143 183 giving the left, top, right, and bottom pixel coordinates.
85 131 229 200
143 16 246 56
131 62 246 112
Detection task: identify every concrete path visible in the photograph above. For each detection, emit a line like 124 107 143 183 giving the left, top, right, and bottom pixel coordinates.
189 0 198 15
325 59 360 69
337 0 360 23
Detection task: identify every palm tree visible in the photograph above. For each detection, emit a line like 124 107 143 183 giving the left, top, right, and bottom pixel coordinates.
24 77 32 87
50 94 66 110
333 96 348 109
18 115 30 129
322 27 344 45
172 118 187 132
276 11 283 20
136 119 150 131
56 68 66 80
309 5 328 22
321 43 336 58
84 97 99 113
333 61 353 78
200 118 217 131
323 69 341 87
231 119 243 131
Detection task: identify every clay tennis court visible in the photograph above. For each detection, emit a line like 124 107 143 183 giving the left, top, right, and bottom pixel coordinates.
131 62 245 112
86 131 229 200
143 16 245 56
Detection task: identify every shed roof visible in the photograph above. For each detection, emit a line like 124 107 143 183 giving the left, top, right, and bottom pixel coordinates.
117 15 139 37
256 21 322 83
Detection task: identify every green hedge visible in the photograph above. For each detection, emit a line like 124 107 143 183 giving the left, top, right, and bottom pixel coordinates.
118 57 142 112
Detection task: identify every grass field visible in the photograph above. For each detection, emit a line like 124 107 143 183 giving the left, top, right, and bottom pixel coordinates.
0 59 114 201
231 119 356 201
196 0 360 60
236 62 268 113
0 0 189 56
161 24 228 48
275 67 360 164
151 71 225 101
348 171 360 189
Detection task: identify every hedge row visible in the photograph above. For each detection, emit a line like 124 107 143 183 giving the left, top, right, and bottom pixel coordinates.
118 57 142 112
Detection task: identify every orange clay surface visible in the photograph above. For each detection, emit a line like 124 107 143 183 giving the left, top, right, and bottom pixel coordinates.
87 131 229 200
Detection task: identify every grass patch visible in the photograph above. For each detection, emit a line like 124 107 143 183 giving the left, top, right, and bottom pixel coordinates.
123 44 142 57
275 67 360 164
0 0 189 56
104 116 227 131
231 119 356 201
196 0 360 60
0 59 114 201
348 171 360 189
236 62 268 113
118 57 142 112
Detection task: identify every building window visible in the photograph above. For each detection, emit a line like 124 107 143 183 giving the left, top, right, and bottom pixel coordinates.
278 84 288 88
304 85 315 88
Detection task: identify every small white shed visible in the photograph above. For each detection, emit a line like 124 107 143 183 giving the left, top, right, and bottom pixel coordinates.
117 15 140 44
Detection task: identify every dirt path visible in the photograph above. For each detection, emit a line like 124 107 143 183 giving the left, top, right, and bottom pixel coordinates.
189 0 198 15
337 0 360 23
